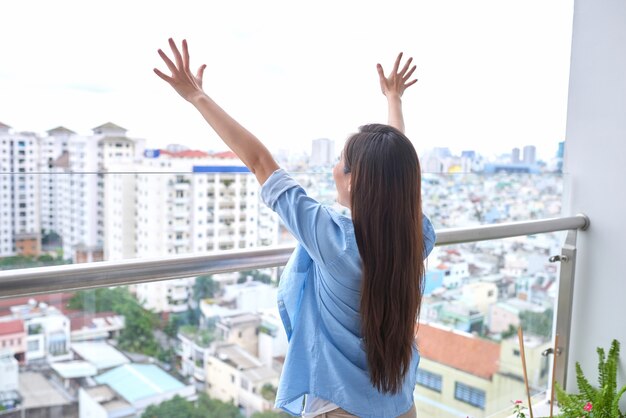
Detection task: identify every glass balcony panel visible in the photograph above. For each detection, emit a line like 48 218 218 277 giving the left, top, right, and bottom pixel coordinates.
416 230 564 418
0 268 283 416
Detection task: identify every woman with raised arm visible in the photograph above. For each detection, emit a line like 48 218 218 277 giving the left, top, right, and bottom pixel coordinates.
155 39 435 418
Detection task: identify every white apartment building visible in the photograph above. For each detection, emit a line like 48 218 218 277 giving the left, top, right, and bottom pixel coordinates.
6 300 72 364
40 127 72 237
310 137 335 167
207 343 278 416
134 150 279 313
0 122 41 257
56 122 143 262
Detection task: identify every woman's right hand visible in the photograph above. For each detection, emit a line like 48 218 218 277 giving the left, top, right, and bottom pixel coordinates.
154 38 208 103
376 52 417 99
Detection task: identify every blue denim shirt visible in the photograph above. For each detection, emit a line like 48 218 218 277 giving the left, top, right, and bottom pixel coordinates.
261 169 436 418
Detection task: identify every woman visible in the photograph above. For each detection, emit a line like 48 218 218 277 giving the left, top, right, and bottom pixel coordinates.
155 39 436 418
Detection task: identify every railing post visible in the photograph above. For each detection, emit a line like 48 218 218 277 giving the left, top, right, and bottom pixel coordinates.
553 229 579 390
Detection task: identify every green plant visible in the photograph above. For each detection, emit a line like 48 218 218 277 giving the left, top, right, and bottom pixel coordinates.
512 400 528 418
555 339 626 418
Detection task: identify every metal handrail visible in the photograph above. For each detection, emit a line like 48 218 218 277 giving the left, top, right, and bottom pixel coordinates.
0 214 589 300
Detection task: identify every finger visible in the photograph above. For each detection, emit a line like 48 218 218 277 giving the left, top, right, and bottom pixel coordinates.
403 65 417 82
168 38 184 69
196 64 207 81
158 49 178 74
392 52 403 75
154 68 174 83
404 79 418 88
400 57 413 76
182 39 190 72
376 63 386 81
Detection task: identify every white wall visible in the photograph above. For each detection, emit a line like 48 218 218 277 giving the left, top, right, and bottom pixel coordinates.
563 0 626 395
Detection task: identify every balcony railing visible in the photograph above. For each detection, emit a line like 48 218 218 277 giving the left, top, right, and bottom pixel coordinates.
0 214 588 387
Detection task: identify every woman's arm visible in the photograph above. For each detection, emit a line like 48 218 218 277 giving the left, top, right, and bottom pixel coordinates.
376 52 418 134
154 38 279 184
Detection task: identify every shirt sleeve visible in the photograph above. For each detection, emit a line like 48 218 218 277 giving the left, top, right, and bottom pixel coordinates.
422 214 437 258
261 169 348 266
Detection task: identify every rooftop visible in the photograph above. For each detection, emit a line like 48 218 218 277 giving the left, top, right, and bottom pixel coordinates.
72 341 129 371
416 322 500 380
0 318 24 336
19 372 71 408
215 343 263 370
47 126 76 135
95 364 186 404
51 361 98 379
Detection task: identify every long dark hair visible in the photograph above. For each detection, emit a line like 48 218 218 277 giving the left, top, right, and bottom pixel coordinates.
343 124 425 394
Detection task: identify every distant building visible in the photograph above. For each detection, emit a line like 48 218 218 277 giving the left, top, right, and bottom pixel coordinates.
53 122 145 263
177 326 213 386
523 145 536 164
6 300 72 364
0 319 26 363
0 122 41 257
487 298 547 334
94 363 196 414
257 309 288 369
415 322 550 418
206 343 278 416
0 349 20 410
460 281 498 315
79 385 135 418
310 138 335 166
216 312 261 357
511 147 521 163
133 152 279 313
71 341 130 373
221 281 278 313
40 127 73 238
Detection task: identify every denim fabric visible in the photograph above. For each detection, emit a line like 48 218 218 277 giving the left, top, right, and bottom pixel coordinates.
261 169 436 418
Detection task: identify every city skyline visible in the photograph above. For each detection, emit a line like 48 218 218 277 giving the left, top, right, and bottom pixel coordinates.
1 0 573 161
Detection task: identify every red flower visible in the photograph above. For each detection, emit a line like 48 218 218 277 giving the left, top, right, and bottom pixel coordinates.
583 402 593 412
515 400 523 404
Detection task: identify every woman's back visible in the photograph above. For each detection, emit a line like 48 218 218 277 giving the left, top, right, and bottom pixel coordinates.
261 168 436 418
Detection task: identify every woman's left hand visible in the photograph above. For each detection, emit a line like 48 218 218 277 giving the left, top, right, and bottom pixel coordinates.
377 52 417 99
154 38 208 103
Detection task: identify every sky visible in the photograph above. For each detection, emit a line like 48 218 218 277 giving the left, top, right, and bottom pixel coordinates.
0 0 573 161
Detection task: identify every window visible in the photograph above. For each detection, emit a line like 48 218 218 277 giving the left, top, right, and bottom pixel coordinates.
416 369 442 392
454 382 486 409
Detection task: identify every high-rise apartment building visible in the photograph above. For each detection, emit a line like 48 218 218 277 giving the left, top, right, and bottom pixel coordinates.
511 147 521 164
0 122 41 257
310 138 335 167
133 150 279 313
40 127 72 238
523 145 536 164
55 122 143 262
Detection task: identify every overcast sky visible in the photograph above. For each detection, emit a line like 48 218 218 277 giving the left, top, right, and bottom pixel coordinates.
0 0 573 160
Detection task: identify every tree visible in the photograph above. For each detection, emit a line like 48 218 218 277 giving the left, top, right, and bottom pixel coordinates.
193 275 219 301
142 395 195 418
238 270 272 284
67 287 136 312
260 383 277 402
519 308 553 338
141 392 244 418
116 301 159 356
68 287 159 356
